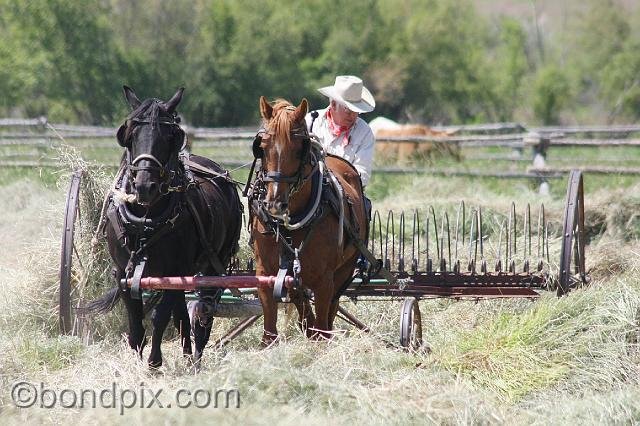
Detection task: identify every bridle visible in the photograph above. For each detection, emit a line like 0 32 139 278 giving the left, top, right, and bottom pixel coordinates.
119 110 185 196
254 123 314 196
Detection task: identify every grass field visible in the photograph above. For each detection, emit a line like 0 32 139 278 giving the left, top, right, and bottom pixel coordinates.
1 145 639 424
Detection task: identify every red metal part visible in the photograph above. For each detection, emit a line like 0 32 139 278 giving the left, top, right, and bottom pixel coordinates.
125 275 294 291
343 285 540 299
402 271 546 287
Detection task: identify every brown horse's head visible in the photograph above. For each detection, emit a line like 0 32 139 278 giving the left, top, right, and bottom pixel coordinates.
257 96 309 218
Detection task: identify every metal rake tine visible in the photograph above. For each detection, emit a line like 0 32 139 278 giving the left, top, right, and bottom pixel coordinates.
468 208 476 265
454 201 464 260
442 211 451 267
537 204 544 261
506 202 516 267
371 209 379 257
385 210 395 270
511 202 517 262
412 209 420 272
478 206 483 260
399 211 406 272
429 206 439 264
545 213 550 264
474 209 479 263
425 216 430 269
524 203 532 261
496 219 505 272
373 210 383 260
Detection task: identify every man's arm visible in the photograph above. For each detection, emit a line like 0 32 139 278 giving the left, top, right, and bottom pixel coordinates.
352 126 375 187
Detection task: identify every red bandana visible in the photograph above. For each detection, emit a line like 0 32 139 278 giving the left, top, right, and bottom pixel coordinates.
326 108 351 147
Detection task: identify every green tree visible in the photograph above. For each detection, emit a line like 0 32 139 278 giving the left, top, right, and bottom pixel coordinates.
10 0 134 123
532 65 570 125
0 0 51 116
600 40 640 121
563 0 632 121
378 0 497 123
490 18 529 121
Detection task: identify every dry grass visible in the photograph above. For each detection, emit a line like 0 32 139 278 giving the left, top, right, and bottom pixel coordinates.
1 157 640 424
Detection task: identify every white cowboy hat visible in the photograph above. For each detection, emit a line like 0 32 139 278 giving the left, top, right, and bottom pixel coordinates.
318 75 375 113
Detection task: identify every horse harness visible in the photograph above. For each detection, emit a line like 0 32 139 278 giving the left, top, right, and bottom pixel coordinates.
246 119 390 300
104 113 241 299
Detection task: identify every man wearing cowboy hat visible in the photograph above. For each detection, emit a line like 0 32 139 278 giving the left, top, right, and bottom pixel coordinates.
305 75 376 187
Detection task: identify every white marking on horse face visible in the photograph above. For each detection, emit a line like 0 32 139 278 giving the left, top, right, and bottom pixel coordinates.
276 140 283 165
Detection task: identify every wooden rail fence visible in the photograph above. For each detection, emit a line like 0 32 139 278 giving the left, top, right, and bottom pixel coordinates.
2 118 639 187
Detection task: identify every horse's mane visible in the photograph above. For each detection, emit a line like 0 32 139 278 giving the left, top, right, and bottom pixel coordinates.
264 98 298 148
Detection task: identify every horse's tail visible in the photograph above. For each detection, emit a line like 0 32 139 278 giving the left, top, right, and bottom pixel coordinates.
80 287 121 314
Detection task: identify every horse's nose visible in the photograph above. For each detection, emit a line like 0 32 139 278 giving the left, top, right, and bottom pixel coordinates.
266 200 288 216
134 179 160 205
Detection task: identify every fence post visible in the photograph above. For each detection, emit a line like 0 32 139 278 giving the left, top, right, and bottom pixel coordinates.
524 132 550 195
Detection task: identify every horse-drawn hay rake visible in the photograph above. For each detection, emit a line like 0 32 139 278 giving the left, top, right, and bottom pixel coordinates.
60 169 588 349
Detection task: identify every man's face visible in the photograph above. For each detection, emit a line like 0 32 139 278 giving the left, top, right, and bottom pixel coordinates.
331 100 359 128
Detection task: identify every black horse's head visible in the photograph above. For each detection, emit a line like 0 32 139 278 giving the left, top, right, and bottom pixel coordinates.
117 86 185 206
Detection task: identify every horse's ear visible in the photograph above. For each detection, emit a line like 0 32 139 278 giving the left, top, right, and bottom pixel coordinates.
164 87 185 114
123 85 141 110
259 96 273 120
294 98 308 122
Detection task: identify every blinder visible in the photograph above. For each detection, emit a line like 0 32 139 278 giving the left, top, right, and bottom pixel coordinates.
117 122 128 147
252 132 264 159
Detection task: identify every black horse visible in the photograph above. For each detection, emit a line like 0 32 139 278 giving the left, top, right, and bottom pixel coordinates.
85 86 242 368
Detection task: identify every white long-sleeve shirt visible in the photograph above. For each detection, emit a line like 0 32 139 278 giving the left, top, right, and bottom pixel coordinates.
305 107 375 187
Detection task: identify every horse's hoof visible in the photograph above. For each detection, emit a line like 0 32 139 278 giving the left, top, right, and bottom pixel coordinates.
133 337 148 359
190 351 203 373
260 336 279 349
188 298 216 329
310 331 333 341
148 359 162 370
182 344 193 357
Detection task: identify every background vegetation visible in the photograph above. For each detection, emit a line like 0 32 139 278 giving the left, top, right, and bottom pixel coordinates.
1 0 639 126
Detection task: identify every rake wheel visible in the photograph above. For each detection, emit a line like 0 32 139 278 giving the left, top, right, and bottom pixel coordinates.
558 170 587 295
399 297 423 350
59 170 83 334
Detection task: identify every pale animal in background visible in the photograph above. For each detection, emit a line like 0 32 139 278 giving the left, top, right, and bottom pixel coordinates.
370 117 460 163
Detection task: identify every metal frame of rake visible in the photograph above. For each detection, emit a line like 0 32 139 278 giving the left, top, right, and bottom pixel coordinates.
60 170 588 351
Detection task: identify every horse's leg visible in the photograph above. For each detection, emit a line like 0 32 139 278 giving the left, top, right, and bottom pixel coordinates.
328 299 340 331
147 291 176 368
311 278 335 340
120 280 146 356
190 288 221 365
257 287 278 346
172 292 192 357
192 319 212 366
289 288 314 338
328 264 357 330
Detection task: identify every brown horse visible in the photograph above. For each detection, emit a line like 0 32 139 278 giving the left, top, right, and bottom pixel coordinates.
248 97 367 344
